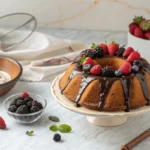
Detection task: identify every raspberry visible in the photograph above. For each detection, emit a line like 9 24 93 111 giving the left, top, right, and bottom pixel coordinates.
22 92 29 98
90 65 102 75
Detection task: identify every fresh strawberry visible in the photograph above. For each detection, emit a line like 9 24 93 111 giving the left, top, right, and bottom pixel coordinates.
90 65 102 75
99 43 108 54
144 32 150 40
134 27 144 38
22 92 29 98
127 51 140 62
82 57 95 66
123 47 134 57
129 22 137 28
129 24 138 35
108 41 119 56
119 62 131 75
0 117 6 129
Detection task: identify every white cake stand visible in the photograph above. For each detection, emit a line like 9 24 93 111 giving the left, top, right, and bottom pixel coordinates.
51 74 150 127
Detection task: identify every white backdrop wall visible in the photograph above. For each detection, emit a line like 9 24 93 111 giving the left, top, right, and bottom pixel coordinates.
0 0 150 31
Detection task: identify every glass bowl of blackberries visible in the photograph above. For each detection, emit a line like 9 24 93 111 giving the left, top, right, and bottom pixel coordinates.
3 92 47 124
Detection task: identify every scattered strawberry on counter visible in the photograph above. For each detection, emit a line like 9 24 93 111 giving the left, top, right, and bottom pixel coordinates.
129 16 150 40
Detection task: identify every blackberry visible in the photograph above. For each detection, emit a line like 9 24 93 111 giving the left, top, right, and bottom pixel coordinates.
30 106 40 113
53 133 61 142
133 60 143 68
80 49 95 59
8 105 17 112
16 105 29 114
83 64 92 72
32 101 43 109
102 67 115 77
16 99 25 107
116 47 125 56
27 101 32 108
24 97 33 103
10 97 24 106
93 46 104 58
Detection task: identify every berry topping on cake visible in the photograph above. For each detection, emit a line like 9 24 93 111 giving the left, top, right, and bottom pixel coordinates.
99 43 108 54
83 64 92 72
22 92 29 98
115 70 122 77
93 46 104 58
133 60 143 68
127 51 140 62
134 27 144 38
0 117 6 129
119 62 131 75
80 49 95 59
132 65 139 73
102 66 115 77
82 57 95 66
108 41 119 55
90 65 102 75
116 46 125 56
123 47 134 57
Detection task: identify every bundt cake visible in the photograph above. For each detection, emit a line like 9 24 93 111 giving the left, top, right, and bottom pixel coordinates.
59 42 150 112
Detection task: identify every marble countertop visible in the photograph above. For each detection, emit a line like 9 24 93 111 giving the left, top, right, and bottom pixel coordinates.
0 29 150 150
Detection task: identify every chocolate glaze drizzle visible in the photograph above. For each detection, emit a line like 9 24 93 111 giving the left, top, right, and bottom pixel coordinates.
61 59 150 112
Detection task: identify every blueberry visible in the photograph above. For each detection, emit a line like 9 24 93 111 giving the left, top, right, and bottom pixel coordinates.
115 70 122 77
133 60 143 68
53 133 61 142
132 65 139 73
83 64 92 72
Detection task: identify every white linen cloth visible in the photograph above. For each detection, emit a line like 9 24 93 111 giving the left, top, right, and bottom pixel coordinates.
0 31 88 81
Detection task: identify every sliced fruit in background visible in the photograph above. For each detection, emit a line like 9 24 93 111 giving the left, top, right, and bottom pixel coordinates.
134 27 144 38
99 43 108 54
119 62 131 75
82 57 95 66
127 51 140 63
123 47 134 57
0 117 6 129
108 41 119 55
90 65 102 75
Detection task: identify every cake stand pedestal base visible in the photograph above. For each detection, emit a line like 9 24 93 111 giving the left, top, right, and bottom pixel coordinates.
86 116 128 127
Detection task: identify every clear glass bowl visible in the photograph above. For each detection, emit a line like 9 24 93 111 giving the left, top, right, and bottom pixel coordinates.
3 93 47 124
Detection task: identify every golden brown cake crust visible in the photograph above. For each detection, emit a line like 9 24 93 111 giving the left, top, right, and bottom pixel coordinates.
59 57 150 112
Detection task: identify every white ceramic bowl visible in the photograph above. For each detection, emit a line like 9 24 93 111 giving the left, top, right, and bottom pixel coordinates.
127 32 150 62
